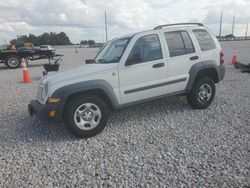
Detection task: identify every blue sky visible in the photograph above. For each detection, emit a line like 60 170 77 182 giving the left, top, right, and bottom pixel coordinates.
0 0 250 44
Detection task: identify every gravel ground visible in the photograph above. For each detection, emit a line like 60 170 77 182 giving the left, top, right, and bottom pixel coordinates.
0 43 249 187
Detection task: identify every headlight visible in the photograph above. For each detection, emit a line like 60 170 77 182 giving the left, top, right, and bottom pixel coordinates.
44 82 49 95
36 81 51 104
42 81 50 99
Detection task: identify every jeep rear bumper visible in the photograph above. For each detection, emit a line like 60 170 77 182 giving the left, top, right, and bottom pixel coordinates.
217 65 225 82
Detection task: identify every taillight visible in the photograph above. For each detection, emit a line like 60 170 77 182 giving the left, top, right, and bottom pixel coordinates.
220 51 224 65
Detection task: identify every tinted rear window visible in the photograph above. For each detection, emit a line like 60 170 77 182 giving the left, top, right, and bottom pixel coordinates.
193 29 216 51
164 31 195 57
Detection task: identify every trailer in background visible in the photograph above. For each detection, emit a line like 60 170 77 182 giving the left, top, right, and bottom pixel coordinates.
234 61 250 73
0 48 56 69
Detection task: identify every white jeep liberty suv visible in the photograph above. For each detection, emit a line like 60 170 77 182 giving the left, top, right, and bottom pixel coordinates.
28 23 225 138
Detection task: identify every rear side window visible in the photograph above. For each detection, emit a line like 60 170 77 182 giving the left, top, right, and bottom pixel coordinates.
193 29 216 51
164 31 195 57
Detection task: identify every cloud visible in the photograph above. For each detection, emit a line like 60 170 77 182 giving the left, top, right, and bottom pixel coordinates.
0 0 250 44
59 13 67 21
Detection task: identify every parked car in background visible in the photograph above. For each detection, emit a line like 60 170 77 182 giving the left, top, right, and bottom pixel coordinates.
40 45 55 51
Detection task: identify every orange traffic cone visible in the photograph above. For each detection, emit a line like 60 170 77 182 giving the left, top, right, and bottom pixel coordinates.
22 58 31 83
75 48 78 53
231 51 238 65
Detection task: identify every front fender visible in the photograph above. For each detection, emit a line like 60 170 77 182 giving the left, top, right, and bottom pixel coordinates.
50 79 119 120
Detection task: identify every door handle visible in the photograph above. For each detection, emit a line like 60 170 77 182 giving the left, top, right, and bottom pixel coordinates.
152 63 165 68
190 56 199 60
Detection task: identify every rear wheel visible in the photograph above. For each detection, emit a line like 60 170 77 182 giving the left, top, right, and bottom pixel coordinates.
5 55 21 69
64 95 109 138
187 77 215 109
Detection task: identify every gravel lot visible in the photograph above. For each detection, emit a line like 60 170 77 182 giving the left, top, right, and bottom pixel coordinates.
0 42 249 187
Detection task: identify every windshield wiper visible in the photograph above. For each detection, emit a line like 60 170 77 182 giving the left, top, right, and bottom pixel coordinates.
97 59 108 63
97 57 120 64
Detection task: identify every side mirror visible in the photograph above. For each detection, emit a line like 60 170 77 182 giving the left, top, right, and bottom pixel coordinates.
126 53 142 66
85 59 95 64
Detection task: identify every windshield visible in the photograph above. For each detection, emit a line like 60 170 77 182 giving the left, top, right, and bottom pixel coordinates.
95 37 130 63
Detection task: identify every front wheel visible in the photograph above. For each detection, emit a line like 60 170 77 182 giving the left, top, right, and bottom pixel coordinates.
64 95 109 138
187 77 215 109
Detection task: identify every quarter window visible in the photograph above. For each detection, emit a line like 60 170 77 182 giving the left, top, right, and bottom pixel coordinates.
164 31 195 57
126 34 162 65
181 31 195 54
193 29 216 51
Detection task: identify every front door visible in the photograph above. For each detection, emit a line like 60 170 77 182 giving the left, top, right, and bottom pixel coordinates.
118 33 168 105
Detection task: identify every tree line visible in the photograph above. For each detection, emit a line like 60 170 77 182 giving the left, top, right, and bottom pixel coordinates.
10 32 71 47
9 32 97 47
80 40 95 45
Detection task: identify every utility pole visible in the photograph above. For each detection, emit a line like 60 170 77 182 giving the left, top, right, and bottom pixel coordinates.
245 23 248 39
219 12 222 38
17 35 19 46
232 16 235 36
104 11 108 42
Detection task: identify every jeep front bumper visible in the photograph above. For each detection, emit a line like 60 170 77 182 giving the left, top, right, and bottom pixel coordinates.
28 100 63 121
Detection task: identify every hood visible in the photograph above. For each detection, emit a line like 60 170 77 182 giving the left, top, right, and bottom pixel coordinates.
41 63 118 84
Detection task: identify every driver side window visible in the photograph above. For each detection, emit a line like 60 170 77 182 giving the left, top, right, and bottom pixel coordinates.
126 34 162 66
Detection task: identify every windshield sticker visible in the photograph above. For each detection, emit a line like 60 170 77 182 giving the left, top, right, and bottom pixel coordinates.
116 39 128 46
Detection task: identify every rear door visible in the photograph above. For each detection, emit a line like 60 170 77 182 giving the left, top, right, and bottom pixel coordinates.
162 29 199 93
192 29 220 65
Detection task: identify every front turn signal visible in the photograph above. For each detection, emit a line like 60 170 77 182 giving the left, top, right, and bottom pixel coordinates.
49 110 56 117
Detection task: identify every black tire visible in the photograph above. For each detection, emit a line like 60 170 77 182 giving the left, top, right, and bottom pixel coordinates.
64 95 110 138
187 77 215 109
5 55 21 69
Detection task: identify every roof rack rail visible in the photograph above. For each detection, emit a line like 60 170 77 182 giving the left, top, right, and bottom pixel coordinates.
153 23 204 30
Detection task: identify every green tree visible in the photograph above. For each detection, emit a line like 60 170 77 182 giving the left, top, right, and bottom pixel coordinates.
80 40 88 45
88 40 95 45
80 39 95 46
28 34 38 46
40 33 50 44
55 32 71 45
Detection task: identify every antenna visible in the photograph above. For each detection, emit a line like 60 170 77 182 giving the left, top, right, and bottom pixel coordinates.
219 12 222 38
232 16 235 36
104 11 108 42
